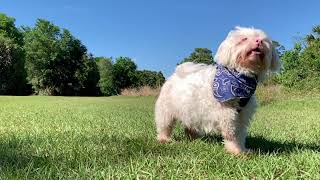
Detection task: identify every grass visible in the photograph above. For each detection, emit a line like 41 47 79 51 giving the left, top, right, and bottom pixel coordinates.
0 91 320 179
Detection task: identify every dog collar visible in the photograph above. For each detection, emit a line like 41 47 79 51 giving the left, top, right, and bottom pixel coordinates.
212 64 257 107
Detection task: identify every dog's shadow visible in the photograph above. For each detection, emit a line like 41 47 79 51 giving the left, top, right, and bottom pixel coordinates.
201 135 320 154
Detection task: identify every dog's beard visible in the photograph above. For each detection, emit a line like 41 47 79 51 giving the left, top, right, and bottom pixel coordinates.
235 48 267 73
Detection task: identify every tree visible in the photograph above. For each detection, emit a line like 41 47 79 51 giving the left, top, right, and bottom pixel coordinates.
56 29 88 95
95 57 116 96
112 57 137 93
180 48 214 65
135 70 165 88
24 19 88 95
0 13 23 46
79 54 100 96
276 25 320 89
0 13 27 95
276 43 303 87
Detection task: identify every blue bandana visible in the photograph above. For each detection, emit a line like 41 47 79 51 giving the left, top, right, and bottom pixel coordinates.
213 64 257 107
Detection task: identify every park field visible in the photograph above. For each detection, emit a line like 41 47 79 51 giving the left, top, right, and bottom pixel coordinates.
0 90 320 179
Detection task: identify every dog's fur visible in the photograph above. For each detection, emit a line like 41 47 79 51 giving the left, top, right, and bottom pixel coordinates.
155 27 281 155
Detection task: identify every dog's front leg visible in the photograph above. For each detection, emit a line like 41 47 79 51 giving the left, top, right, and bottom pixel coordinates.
220 112 250 155
222 126 249 155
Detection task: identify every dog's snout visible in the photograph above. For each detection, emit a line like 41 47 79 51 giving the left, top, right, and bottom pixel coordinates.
255 38 262 46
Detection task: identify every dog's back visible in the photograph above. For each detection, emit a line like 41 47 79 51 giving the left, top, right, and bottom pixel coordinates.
175 62 209 78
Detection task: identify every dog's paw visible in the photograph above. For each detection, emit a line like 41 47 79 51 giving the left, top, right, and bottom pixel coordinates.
224 141 247 155
157 134 172 143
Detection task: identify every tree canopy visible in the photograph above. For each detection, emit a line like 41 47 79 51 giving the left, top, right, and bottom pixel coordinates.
95 57 116 96
180 48 214 65
112 57 137 94
276 25 320 89
0 13 26 95
0 13 23 45
24 19 89 95
134 70 165 88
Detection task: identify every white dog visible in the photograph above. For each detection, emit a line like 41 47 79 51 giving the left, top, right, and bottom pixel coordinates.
155 27 281 155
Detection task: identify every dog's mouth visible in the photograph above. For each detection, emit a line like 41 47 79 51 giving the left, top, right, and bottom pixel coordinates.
251 48 262 54
247 48 264 59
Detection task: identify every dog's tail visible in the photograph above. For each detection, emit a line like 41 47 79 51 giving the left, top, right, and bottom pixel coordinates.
175 62 207 78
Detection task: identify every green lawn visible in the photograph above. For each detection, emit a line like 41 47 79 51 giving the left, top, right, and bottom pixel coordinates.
0 94 320 179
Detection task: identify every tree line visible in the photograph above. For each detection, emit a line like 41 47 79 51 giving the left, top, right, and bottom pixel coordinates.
0 13 165 96
2 12 319 96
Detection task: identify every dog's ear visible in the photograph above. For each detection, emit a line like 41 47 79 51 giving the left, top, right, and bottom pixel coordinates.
214 40 232 65
269 46 281 73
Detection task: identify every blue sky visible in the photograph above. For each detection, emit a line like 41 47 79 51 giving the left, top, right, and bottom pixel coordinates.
1 0 320 76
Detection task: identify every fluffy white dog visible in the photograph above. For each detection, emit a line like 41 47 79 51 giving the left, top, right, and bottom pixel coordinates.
155 27 281 155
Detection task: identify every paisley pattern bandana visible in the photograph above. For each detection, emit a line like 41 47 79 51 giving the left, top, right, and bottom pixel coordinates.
213 64 257 107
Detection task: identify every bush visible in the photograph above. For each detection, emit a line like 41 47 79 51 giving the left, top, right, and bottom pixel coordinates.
276 25 320 90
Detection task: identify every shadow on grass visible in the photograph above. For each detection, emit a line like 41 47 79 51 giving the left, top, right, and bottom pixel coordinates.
246 136 320 154
201 134 320 154
1 133 319 174
0 137 49 171
98 135 184 162
0 134 181 172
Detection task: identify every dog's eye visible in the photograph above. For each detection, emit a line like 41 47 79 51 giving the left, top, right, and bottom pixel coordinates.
241 37 248 42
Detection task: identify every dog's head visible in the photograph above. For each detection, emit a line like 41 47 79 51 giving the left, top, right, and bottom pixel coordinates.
214 26 281 81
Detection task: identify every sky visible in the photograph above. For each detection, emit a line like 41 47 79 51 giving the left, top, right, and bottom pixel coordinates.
1 0 320 76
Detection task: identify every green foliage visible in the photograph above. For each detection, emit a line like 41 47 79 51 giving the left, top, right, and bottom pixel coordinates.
79 54 100 96
0 13 23 46
180 48 214 65
96 57 166 95
276 25 320 89
1 13 166 96
95 57 116 96
134 70 165 88
24 19 89 95
96 57 166 96
0 13 27 95
112 57 137 93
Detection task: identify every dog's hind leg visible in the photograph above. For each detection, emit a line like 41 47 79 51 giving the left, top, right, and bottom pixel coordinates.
155 104 176 143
